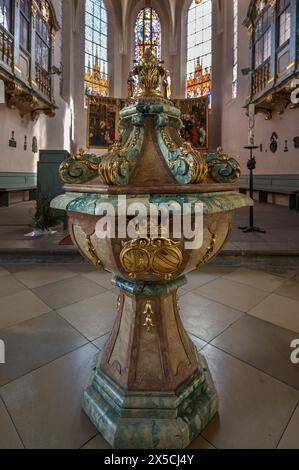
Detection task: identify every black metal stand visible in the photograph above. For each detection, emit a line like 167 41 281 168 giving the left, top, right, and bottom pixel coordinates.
239 145 266 234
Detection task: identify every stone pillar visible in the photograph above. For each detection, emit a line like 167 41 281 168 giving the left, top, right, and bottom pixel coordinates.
82 276 218 449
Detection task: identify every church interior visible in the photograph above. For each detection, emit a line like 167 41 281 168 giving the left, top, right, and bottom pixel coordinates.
0 0 299 451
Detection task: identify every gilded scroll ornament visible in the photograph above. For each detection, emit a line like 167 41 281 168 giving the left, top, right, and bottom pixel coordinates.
180 142 208 184
204 147 241 184
158 123 208 184
120 237 183 280
143 301 155 332
197 232 216 268
86 235 102 268
98 127 143 185
99 142 131 185
59 149 100 184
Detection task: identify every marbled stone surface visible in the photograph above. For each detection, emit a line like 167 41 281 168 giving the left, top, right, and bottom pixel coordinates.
82 353 218 449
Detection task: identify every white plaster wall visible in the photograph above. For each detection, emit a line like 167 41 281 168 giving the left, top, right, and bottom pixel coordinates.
0 0 72 173
221 0 299 175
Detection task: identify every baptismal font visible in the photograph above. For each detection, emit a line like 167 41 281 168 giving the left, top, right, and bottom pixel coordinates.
51 49 252 449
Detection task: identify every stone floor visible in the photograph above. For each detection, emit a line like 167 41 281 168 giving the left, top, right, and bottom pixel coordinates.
0 263 298 449
1 201 299 257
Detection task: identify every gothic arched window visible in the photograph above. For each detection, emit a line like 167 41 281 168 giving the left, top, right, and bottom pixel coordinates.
85 0 108 96
134 7 161 63
186 0 212 99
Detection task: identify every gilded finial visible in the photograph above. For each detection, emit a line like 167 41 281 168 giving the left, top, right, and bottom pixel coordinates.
132 48 167 98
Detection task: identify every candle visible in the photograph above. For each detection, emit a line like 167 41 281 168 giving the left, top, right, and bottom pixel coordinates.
248 129 255 146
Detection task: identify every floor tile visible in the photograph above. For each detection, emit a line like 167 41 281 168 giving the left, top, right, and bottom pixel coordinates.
81 435 111 449
201 345 299 449
223 267 286 293
82 270 114 290
196 278 269 312
261 267 297 280
68 264 96 274
188 435 216 449
0 290 51 329
0 266 10 277
275 278 299 302
248 294 299 333
180 292 243 342
57 291 118 340
183 271 219 291
92 333 110 351
4 264 41 274
0 274 26 298
278 404 299 449
200 265 235 277
0 344 98 449
0 398 23 449
32 275 106 310
0 312 87 387
14 266 76 288
189 334 207 351
212 315 299 390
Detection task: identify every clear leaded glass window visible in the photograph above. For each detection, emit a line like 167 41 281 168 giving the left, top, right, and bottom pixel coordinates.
186 0 212 99
278 0 291 47
254 2 271 68
0 0 12 32
20 0 31 52
85 0 108 96
35 7 51 71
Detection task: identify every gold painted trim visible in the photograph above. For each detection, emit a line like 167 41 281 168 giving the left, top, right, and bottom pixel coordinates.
287 61 296 70
13 64 22 74
86 235 102 267
116 295 122 314
120 237 183 281
197 232 216 268
143 301 155 333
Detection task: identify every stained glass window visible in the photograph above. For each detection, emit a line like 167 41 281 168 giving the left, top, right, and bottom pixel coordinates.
134 7 161 63
186 0 212 99
232 0 238 98
85 0 108 96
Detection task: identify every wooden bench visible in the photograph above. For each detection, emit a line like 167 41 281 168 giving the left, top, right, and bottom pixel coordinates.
0 186 37 207
238 174 299 210
0 172 37 207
